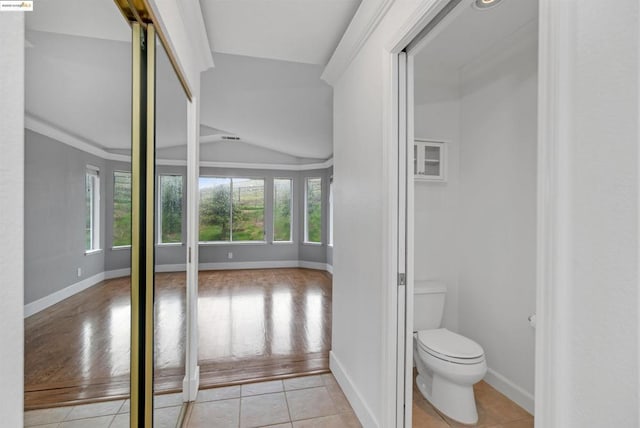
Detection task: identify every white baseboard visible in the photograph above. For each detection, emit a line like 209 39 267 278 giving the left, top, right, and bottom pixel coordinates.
199 260 299 270
104 268 130 279
156 263 187 273
326 264 333 274
484 368 534 415
330 351 378 428
26 261 334 318
24 272 105 318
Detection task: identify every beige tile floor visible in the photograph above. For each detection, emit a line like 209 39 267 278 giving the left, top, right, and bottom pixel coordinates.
412 371 534 428
24 393 184 428
184 374 362 428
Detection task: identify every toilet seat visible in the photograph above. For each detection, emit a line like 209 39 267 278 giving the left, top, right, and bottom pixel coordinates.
416 328 484 365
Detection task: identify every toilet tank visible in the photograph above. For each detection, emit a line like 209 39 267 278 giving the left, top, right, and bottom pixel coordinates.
413 281 447 332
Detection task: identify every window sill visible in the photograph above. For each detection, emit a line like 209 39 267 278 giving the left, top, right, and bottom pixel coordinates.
199 241 268 246
328 244 333 248
111 245 131 251
272 241 295 245
157 242 184 247
85 249 103 255
302 242 323 246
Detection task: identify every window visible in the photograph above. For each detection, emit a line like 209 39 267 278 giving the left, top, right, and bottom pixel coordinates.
273 178 293 242
158 175 183 244
85 166 101 252
199 177 265 242
304 177 322 243
112 171 131 247
328 177 333 246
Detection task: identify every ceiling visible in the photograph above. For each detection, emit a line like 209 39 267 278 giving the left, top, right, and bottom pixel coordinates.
414 0 538 104
25 0 347 161
199 0 361 65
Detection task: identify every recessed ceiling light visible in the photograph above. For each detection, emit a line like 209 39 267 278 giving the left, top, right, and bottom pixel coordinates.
473 0 504 10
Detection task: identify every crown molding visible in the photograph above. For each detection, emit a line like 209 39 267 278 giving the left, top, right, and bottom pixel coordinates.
25 114 333 171
321 0 395 86
24 115 131 162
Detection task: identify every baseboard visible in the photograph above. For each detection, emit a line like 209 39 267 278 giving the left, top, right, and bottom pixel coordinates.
330 351 378 428
156 264 187 273
326 264 333 274
484 368 534 415
24 272 105 318
26 262 333 317
104 268 130 279
199 260 300 270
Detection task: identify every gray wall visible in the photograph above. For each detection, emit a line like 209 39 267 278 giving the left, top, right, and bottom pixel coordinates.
25 130 333 305
25 130 106 304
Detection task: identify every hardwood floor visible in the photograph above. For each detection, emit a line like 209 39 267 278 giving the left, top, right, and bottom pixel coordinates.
24 268 332 410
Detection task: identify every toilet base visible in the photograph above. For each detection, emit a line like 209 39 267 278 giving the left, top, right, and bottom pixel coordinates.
416 371 479 425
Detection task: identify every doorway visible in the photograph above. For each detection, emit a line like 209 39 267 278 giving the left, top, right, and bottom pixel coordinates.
394 0 539 426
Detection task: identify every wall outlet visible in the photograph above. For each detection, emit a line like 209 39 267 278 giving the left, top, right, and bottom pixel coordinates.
77 267 82 277
227 252 233 260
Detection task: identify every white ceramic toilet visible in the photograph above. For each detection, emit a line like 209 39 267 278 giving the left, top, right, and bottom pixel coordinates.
413 281 487 425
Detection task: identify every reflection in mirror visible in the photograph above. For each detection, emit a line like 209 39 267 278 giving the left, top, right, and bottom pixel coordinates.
23 0 133 426
152 37 189 427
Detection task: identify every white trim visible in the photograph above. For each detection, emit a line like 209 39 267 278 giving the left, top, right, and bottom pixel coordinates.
198 241 268 246
330 351 378 428
183 365 200 403
25 114 333 171
199 159 333 171
298 261 331 271
105 268 131 279
25 115 131 162
156 264 187 272
326 264 334 274
484 368 535 416
321 0 395 85
84 249 103 255
24 272 105 318
535 1 572 426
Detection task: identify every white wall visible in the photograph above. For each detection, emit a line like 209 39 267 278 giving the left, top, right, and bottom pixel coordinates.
414 95 460 332
457 33 538 408
548 1 639 425
0 13 25 427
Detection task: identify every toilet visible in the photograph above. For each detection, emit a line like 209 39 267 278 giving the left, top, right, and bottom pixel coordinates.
413 281 487 425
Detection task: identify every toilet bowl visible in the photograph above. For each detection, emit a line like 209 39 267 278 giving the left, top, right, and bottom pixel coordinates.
413 328 487 424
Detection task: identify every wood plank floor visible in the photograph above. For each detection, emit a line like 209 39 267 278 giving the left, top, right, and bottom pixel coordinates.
24 268 332 410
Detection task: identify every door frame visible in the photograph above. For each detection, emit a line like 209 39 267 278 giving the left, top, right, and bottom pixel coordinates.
383 0 565 426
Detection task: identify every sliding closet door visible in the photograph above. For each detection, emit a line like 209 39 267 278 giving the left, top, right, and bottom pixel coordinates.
151 35 190 426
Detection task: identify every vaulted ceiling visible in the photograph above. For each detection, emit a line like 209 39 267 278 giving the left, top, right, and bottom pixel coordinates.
199 0 361 65
25 0 362 162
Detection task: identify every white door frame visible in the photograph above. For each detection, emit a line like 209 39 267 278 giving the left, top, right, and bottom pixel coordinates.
384 0 565 426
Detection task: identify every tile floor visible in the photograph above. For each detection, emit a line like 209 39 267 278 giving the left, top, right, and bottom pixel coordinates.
184 374 361 428
24 393 184 428
24 374 361 428
413 372 534 428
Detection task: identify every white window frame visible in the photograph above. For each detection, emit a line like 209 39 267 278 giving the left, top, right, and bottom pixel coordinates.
111 170 132 249
328 177 334 247
304 177 322 245
198 176 267 244
85 165 101 254
158 174 184 246
273 177 294 243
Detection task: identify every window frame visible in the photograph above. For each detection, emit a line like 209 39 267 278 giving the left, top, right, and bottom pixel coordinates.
304 176 323 245
198 175 267 244
157 174 184 246
111 170 132 249
85 165 101 254
273 177 294 244
328 176 334 247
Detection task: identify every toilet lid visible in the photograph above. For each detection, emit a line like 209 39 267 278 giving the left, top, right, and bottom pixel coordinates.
417 328 484 360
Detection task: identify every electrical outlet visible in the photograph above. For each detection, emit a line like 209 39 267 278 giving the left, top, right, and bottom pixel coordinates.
227 252 233 260
77 267 82 277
